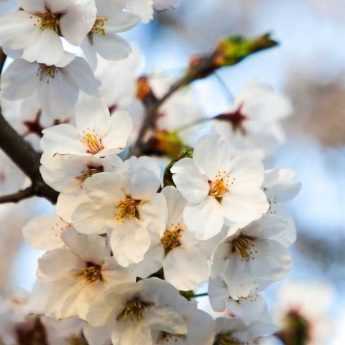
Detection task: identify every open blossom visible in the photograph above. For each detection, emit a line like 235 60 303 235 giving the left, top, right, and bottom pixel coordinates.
213 83 292 157
85 278 187 345
1 55 100 118
0 0 97 64
41 96 132 158
71 157 167 267
210 215 294 300
33 230 134 320
132 186 214 290
82 0 140 63
171 134 268 240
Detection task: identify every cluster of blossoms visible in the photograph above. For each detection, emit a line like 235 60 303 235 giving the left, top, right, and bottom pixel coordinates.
0 1 302 345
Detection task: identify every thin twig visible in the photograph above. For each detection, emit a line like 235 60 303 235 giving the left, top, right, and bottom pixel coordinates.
0 186 34 204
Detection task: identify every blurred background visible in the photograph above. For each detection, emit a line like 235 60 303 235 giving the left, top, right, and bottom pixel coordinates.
2 0 345 343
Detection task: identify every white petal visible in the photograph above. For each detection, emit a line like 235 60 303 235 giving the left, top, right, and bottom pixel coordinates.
59 0 97 45
64 57 100 95
164 247 209 290
193 134 231 179
110 222 151 267
184 198 224 240
62 230 109 263
171 158 209 204
22 215 68 250
93 33 132 61
162 186 186 226
38 248 82 280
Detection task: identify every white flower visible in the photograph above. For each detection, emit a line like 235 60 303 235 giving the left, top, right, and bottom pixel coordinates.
213 83 292 157
210 215 294 300
1 55 100 118
82 0 140 62
213 316 276 345
40 153 123 193
41 96 132 158
0 150 26 196
0 0 97 65
32 230 134 320
22 214 71 251
132 186 214 291
171 134 268 240
85 278 187 345
71 157 167 267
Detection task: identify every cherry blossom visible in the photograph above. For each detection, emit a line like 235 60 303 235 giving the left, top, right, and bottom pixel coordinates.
41 96 132 158
0 0 97 64
71 157 166 267
171 134 268 240
1 55 100 118
33 230 134 320
210 215 294 300
85 278 188 345
214 83 292 157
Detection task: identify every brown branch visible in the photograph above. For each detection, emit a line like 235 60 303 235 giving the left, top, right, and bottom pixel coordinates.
132 33 278 155
0 187 34 204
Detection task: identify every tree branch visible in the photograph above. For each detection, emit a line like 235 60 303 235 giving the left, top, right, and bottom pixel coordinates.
133 33 278 155
0 187 35 204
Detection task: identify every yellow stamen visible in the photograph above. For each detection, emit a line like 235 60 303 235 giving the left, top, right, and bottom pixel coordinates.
91 16 108 35
82 132 104 155
117 298 153 322
34 12 59 32
78 262 103 283
161 224 184 255
115 196 141 223
209 171 230 202
231 235 257 261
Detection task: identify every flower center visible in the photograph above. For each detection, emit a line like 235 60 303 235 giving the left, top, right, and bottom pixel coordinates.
214 333 240 345
35 12 60 32
115 196 141 223
91 16 108 35
78 164 104 183
82 132 104 155
117 298 153 322
38 65 58 82
78 262 103 283
231 234 257 261
161 224 184 255
209 171 230 202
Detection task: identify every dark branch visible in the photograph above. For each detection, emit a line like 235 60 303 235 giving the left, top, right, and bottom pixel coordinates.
133 33 278 155
0 187 34 204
